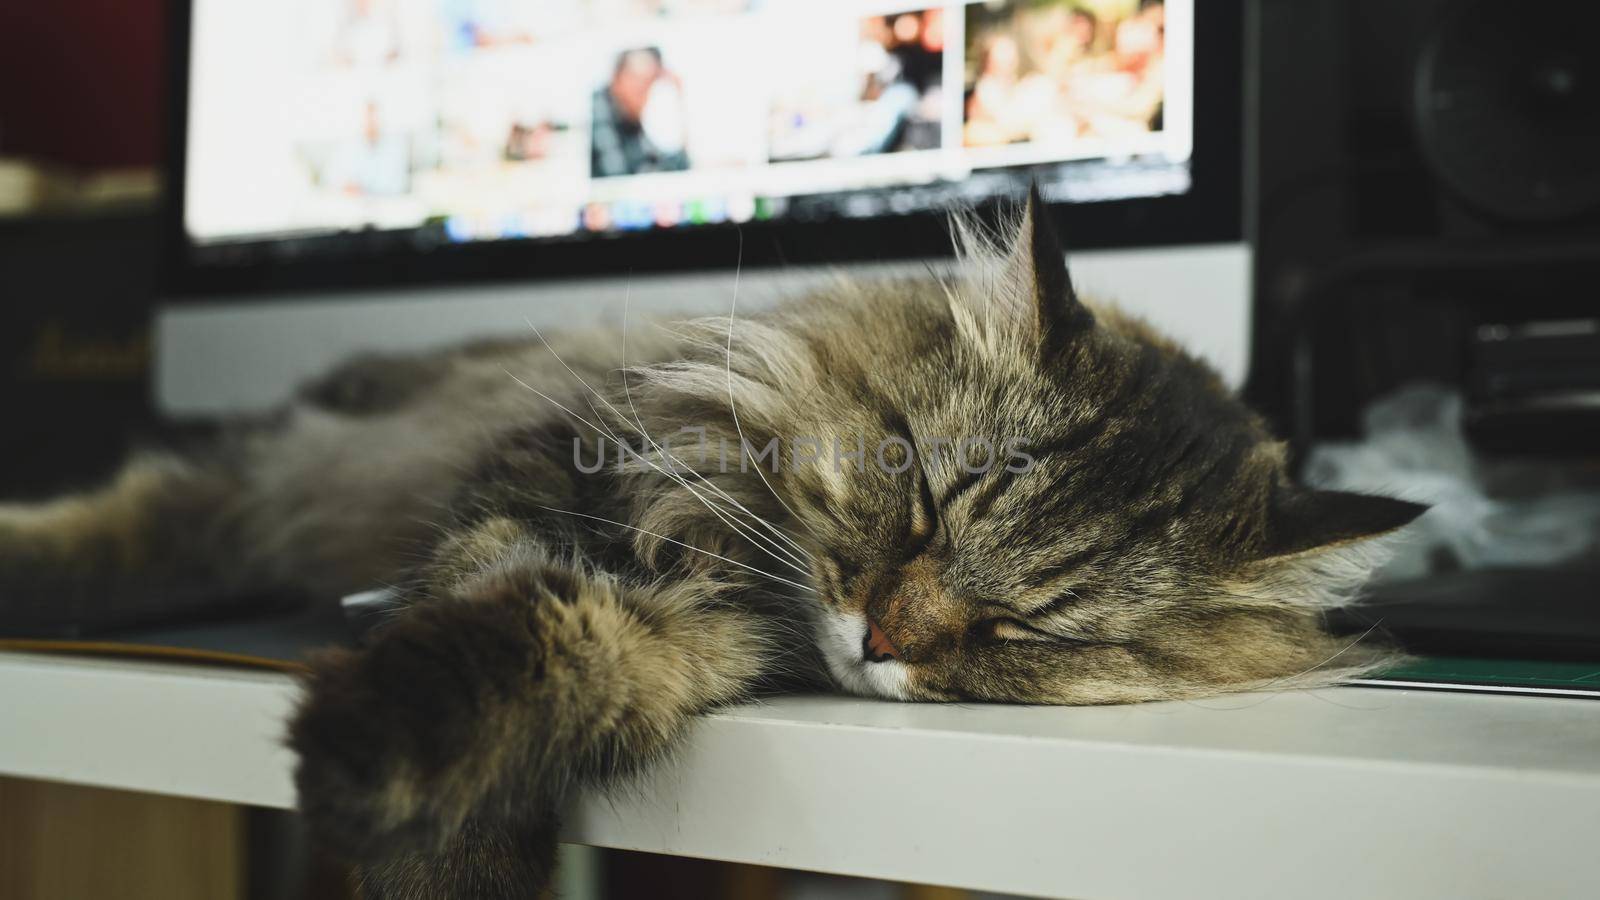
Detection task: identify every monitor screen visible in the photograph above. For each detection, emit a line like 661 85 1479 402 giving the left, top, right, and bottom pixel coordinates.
182 0 1193 261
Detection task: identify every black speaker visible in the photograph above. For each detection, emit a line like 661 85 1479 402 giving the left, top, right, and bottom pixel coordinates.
1414 0 1600 224
1250 0 1600 452
1249 0 1600 663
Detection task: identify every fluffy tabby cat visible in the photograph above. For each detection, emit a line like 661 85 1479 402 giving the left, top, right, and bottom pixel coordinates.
0 192 1423 897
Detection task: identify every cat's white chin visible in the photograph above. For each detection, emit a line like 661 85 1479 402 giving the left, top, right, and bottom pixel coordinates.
817 610 912 700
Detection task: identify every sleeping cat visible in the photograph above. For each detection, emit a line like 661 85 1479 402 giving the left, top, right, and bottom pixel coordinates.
0 191 1423 897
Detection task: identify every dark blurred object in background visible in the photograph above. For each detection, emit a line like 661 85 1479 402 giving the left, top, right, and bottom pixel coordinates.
0 0 165 215
1251 0 1600 662
0 0 166 496
1413 0 1600 223
0 211 162 499
0 0 167 169
1465 318 1600 455
1251 0 1600 455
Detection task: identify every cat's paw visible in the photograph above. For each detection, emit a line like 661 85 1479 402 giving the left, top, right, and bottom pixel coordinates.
355 816 559 900
290 647 447 860
290 591 546 861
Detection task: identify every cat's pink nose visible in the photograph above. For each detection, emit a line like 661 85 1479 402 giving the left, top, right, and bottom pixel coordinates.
865 616 900 662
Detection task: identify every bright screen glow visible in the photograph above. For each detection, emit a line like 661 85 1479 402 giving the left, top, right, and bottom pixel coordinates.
184 0 1193 248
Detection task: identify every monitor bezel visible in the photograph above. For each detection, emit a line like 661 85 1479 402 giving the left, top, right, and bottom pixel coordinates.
161 0 1243 300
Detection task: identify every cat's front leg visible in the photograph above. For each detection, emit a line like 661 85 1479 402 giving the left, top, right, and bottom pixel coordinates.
354 815 559 900
289 520 769 897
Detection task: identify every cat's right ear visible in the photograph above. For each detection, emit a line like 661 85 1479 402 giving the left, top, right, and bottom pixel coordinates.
1258 485 1428 560
1009 185 1093 354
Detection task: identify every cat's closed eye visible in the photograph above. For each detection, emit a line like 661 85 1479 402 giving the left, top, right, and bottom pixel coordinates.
906 465 940 553
820 553 858 589
977 618 1057 643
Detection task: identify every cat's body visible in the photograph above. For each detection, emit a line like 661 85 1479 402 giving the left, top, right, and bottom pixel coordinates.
0 196 1423 898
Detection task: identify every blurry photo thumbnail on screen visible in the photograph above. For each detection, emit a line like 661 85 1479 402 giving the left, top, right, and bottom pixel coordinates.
331 0 404 67
309 98 413 198
767 7 946 162
416 43 589 234
592 46 692 178
965 0 1166 148
288 70 434 215
429 46 586 173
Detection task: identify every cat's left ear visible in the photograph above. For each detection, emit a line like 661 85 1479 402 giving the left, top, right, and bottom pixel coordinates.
1010 184 1092 352
1259 484 1428 560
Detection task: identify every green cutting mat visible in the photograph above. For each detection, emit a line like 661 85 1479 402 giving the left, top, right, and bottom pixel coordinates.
1360 656 1600 697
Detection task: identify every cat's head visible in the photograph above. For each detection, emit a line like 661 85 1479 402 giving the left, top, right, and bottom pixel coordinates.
634 189 1423 703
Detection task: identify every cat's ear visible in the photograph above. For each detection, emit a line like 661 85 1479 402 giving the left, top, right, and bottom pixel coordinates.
1010 184 1092 351
1259 485 1428 560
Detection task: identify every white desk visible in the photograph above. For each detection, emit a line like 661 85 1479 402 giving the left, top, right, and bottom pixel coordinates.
2 650 1597 900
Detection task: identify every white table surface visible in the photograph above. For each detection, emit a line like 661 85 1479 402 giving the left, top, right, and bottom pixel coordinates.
2 650 1598 900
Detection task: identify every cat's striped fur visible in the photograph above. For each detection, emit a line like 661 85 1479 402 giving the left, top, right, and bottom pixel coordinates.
0 191 1423 897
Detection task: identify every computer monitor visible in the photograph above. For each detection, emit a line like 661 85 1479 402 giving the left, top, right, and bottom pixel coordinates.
158 0 1245 414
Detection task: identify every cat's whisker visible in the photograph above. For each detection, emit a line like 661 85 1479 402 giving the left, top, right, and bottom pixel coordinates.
534 504 816 595
614 282 815 564
636 446 815 575
618 433 814 578
503 370 611 439
687 375 840 556
613 292 815 567
505 368 812 576
649 445 814 561
607 376 813 571
1229 618 1389 707
592 403 813 576
618 397 814 560
614 440 815 576
506 347 812 579
721 228 825 549
1291 617 1388 683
